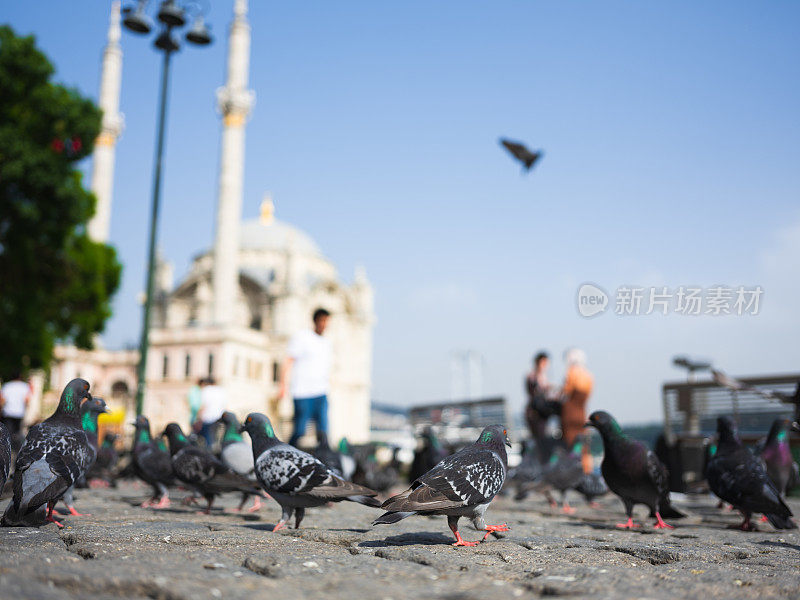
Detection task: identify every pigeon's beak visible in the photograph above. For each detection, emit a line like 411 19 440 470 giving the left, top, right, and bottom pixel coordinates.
792 422 800 434
505 438 512 448
238 424 246 434
584 420 593 428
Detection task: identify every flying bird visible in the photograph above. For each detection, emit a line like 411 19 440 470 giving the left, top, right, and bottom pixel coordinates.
59 396 109 516
499 138 543 172
373 424 511 547
587 411 685 529
131 415 175 508
218 411 263 513
163 423 261 514
239 413 380 531
706 416 795 531
1 379 94 528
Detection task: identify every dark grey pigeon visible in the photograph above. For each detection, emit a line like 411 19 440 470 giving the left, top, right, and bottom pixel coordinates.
59 397 108 516
508 439 543 500
707 416 795 530
587 411 684 529
575 472 609 506
373 424 511 546
218 411 263 512
131 416 175 508
163 423 260 514
0 422 11 493
239 413 380 530
1 379 93 528
87 432 119 486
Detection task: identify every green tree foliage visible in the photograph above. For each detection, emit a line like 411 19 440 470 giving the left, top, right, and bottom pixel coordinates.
0 25 122 378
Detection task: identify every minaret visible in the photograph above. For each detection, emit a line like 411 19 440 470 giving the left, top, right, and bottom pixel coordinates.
88 0 124 242
211 0 255 325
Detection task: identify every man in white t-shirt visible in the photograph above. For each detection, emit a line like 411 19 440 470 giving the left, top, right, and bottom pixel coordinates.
1 373 31 448
279 308 332 447
196 377 226 446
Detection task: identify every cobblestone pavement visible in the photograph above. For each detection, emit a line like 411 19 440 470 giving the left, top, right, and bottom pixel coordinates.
1 481 798 599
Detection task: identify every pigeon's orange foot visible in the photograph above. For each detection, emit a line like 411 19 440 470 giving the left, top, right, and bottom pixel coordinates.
615 518 641 529
562 504 576 515
67 507 90 517
152 497 170 509
88 479 110 489
195 509 211 515
225 508 242 514
140 499 153 508
760 515 769 523
589 502 601 509
181 496 198 506
47 517 65 529
481 523 510 541
653 512 674 529
452 531 479 546
272 521 287 532
247 497 262 513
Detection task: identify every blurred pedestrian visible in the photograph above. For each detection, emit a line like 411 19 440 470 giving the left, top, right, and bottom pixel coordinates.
186 377 203 430
0 373 31 450
279 308 332 447
524 351 560 462
196 377 226 446
560 348 594 472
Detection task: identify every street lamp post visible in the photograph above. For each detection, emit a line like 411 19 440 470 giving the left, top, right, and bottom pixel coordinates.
123 0 212 416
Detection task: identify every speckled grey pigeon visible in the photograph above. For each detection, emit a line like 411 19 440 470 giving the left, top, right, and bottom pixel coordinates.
218 411 263 512
239 413 380 530
131 415 175 508
707 416 795 530
163 423 260 514
373 424 511 546
587 411 684 529
59 397 108 516
1 379 93 528
0 422 11 493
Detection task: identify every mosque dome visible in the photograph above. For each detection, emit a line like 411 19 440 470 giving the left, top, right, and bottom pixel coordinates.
238 196 321 256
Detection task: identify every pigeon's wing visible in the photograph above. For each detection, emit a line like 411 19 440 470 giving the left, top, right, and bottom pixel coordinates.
500 139 530 161
382 448 505 512
645 450 669 496
255 446 338 494
173 447 224 485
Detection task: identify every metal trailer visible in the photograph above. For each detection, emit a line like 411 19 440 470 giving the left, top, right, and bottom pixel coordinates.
661 373 800 493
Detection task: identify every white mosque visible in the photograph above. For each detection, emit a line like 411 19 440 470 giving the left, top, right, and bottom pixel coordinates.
48 0 375 443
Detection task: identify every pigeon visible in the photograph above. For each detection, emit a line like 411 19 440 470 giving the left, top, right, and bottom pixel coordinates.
760 418 796 497
239 413 380 530
587 411 685 529
1 379 93 528
131 415 175 508
539 446 586 514
706 416 795 530
352 447 400 493
409 427 449 483
499 138 543 172
574 472 609 507
312 432 345 478
217 411 263 512
59 396 109 516
87 432 119 487
373 424 511 547
163 422 260 514
0 422 11 493
508 439 543 500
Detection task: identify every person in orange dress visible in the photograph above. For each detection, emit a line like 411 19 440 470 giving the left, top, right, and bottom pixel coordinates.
560 348 594 472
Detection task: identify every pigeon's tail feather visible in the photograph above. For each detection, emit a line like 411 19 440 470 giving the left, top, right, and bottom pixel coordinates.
765 513 797 530
347 494 381 508
1 504 44 527
372 511 416 526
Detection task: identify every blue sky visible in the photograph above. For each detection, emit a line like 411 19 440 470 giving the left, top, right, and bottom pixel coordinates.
6 1 800 422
